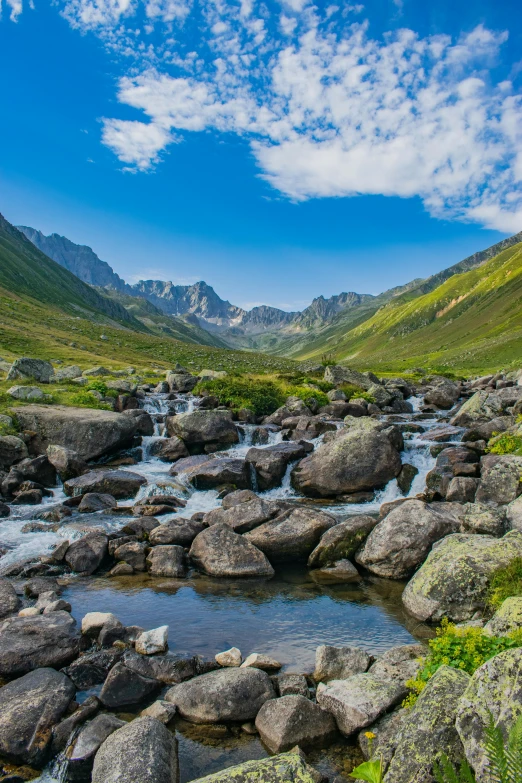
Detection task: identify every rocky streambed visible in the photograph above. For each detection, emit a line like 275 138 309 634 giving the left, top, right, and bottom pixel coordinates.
1 362 522 783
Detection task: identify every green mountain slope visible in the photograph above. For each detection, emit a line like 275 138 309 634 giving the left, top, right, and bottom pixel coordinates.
297 243 522 374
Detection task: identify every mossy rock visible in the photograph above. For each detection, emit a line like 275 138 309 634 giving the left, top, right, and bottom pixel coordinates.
484 597 522 636
188 748 323 783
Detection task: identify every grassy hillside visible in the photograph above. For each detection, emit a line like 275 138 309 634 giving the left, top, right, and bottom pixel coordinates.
296 243 522 374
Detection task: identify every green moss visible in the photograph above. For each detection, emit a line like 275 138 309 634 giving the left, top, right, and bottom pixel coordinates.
404 619 522 707
488 558 522 610
487 433 522 456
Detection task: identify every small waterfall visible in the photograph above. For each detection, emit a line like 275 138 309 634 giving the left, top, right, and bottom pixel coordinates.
249 463 259 493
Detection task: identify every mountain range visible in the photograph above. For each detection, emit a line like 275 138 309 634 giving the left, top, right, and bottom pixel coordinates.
15 222 522 373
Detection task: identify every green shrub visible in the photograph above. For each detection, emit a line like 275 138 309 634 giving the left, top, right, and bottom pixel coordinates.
69 390 112 410
194 377 286 416
487 433 522 456
488 558 522 610
339 384 375 403
285 385 330 409
0 421 17 436
404 619 522 707
321 353 337 367
86 380 109 396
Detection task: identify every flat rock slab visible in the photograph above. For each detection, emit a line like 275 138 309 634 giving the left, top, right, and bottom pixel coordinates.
0 667 75 766
92 716 179 783
0 611 79 676
64 470 147 499
317 673 403 736
165 667 275 723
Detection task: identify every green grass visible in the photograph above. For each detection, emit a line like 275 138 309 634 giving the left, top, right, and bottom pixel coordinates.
488 558 522 610
487 432 522 457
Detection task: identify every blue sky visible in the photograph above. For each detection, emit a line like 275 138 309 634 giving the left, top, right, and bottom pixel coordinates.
1 0 521 311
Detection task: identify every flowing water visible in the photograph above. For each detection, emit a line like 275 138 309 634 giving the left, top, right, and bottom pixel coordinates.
5 390 461 783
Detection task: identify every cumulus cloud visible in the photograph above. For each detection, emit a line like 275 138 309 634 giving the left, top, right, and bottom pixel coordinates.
4 0 522 232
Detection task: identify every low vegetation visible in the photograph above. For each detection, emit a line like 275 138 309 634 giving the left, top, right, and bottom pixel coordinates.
404 620 522 707
487 432 522 457
488 558 522 610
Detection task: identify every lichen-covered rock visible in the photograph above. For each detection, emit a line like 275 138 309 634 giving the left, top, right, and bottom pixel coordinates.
189 523 274 578
0 611 79 676
368 644 427 696
456 648 522 783
451 392 491 427
484 597 522 636
460 503 507 536
402 531 522 622
165 667 275 723
383 665 470 783
316 673 403 736
204 498 279 533
92 716 178 783
0 434 29 469
186 748 324 783
245 508 336 562
7 358 54 383
506 495 522 531
307 515 377 568
356 500 462 579
313 645 370 683
255 695 337 753
476 454 522 505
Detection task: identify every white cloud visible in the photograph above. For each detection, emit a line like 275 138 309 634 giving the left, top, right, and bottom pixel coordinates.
3 0 23 20
4 0 522 234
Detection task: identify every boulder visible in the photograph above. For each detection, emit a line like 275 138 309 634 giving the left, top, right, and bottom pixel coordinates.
189 523 274 578
166 371 199 393
316 672 403 736
46 445 88 480
402 531 522 622
506 496 522 531
52 364 82 381
276 674 309 698
98 617 127 647
282 416 338 441
147 545 186 577
141 700 177 724
65 533 108 575
308 515 378 568
99 662 159 708
204 498 279 533
0 667 75 766
81 611 118 637
291 427 401 497
476 454 522 505
368 644 426 696
14 405 140 460
356 500 463 579
446 477 477 503
255 695 337 753
149 436 190 462
165 667 275 723
7 384 47 401
149 518 205 547
424 380 460 409
92 716 178 783
383 665 470 783
241 653 282 671
310 559 362 583
166 410 239 453
64 469 147 498
122 650 199 685
222 489 259 509
78 492 116 512
246 442 313 491
0 611 79 675
0 435 28 469
135 625 169 655
51 695 99 755
185 748 320 783
0 578 21 618
68 714 126 781
451 391 493 427
113 541 147 571
313 645 370 683
484 597 522 636
7 358 54 383
456 648 522 783
245 507 336 562
187 458 251 490
358 709 406 766
63 648 123 689
460 502 507 536
324 366 372 390
215 647 242 667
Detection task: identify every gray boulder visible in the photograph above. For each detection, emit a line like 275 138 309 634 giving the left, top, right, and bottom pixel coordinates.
68 714 126 781
0 667 75 766
402 531 522 622
246 442 313 491
189 523 274 578
78 492 116 513
99 662 159 708
476 454 522 505
0 611 79 675
0 434 29 469
204 497 279 533
92 716 178 783
484 597 522 636
7 358 54 383
383 665 470 783
166 371 199 393
187 458 251 490
506 495 522 531
255 695 337 752
165 667 275 723
313 645 370 683
113 541 147 571
147 545 186 577
64 469 147 498
245 507 336 562
46 445 88 480
317 672 403 736
14 405 140 460
291 426 401 497
149 436 189 462
0 577 21 618
149 518 205 547
65 533 108 575
456 648 522 783
63 648 123 689
424 380 460 410
53 364 82 381
460 502 507 536
324 366 372 390
123 650 199 685
368 644 426 696
166 410 238 453
356 500 462 579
